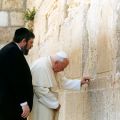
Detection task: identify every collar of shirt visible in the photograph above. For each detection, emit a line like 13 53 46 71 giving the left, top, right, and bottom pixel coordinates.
14 42 21 50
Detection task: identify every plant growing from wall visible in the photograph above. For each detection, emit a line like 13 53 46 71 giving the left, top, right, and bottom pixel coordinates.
24 7 36 31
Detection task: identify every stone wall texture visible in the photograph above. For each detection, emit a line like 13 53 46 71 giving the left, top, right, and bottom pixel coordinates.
27 0 120 120
0 0 26 45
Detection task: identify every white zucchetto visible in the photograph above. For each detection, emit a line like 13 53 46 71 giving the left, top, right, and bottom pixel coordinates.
56 51 68 59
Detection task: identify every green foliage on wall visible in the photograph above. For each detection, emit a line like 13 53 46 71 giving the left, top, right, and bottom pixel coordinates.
24 7 36 31
24 7 36 21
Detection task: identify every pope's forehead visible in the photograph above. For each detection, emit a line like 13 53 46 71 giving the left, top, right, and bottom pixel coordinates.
63 59 69 64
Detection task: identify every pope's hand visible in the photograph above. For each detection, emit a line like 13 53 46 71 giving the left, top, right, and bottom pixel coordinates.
81 76 90 86
21 104 30 118
57 104 61 110
54 104 61 112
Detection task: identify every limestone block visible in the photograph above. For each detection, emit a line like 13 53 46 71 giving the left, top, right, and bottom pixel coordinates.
27 0 43 9
96 36 112 73
0 11 8 27
89 76 112 91
10 12 24 26
58 90 91 120
116 57 120 72
116 30 120 57
2 0 25 10
89 88 120 120
0 0 2 9
87 0 114 74
0 27 19 43
116 0 120 32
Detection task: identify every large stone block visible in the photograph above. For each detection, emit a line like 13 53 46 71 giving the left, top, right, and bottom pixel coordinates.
2 0 25 10
87 0 114 74
116 56 120 72
0 11 8 27
89 88 120 120
58 90 91 120
0 27 19 43
89 76 112 91
27 0 43 9
96 35 112 73
10 12 24 26
0 0 2 9
116 30 120 57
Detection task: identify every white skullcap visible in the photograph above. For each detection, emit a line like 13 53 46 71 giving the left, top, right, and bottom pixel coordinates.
56 51 68 59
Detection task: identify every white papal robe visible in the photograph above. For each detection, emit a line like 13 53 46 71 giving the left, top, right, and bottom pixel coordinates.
29 56 81 120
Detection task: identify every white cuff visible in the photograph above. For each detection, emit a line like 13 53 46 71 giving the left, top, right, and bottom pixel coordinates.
20 102 28 106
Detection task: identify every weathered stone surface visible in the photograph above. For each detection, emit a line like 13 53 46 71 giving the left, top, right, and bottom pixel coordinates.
116 57 120 72
29 0 91 78
10 12 24 26
27 0 43 9
58 90 91 120
2 0 25 10
0 0 2 9
0 11 8 26
57 79 120 120
27 0 120 120
0 0 26 48
87 0 115 75
89 88 120 120
116 32 120 58
0 27 19 44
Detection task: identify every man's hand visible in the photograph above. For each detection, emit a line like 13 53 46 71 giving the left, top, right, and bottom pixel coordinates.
21 104 30 118
81 76 90 86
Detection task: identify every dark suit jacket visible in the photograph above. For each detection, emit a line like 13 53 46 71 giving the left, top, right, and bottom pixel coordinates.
0 42 33 120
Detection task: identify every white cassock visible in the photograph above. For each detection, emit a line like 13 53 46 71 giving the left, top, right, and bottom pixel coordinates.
29 56 81 120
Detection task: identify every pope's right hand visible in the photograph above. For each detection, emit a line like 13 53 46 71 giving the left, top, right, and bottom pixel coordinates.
81 76 90 86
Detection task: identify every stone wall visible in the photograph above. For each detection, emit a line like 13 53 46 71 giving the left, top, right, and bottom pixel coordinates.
0 0 26 46
27 0 120 120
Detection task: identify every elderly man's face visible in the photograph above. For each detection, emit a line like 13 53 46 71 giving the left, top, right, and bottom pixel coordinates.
53 59 69 72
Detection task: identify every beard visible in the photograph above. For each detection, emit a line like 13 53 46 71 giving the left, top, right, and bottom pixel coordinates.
21 45 29 55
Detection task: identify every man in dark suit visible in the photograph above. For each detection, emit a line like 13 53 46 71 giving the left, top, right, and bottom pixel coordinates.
0 28 35 120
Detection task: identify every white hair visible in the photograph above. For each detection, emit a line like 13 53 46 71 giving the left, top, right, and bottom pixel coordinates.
55 51 68 62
